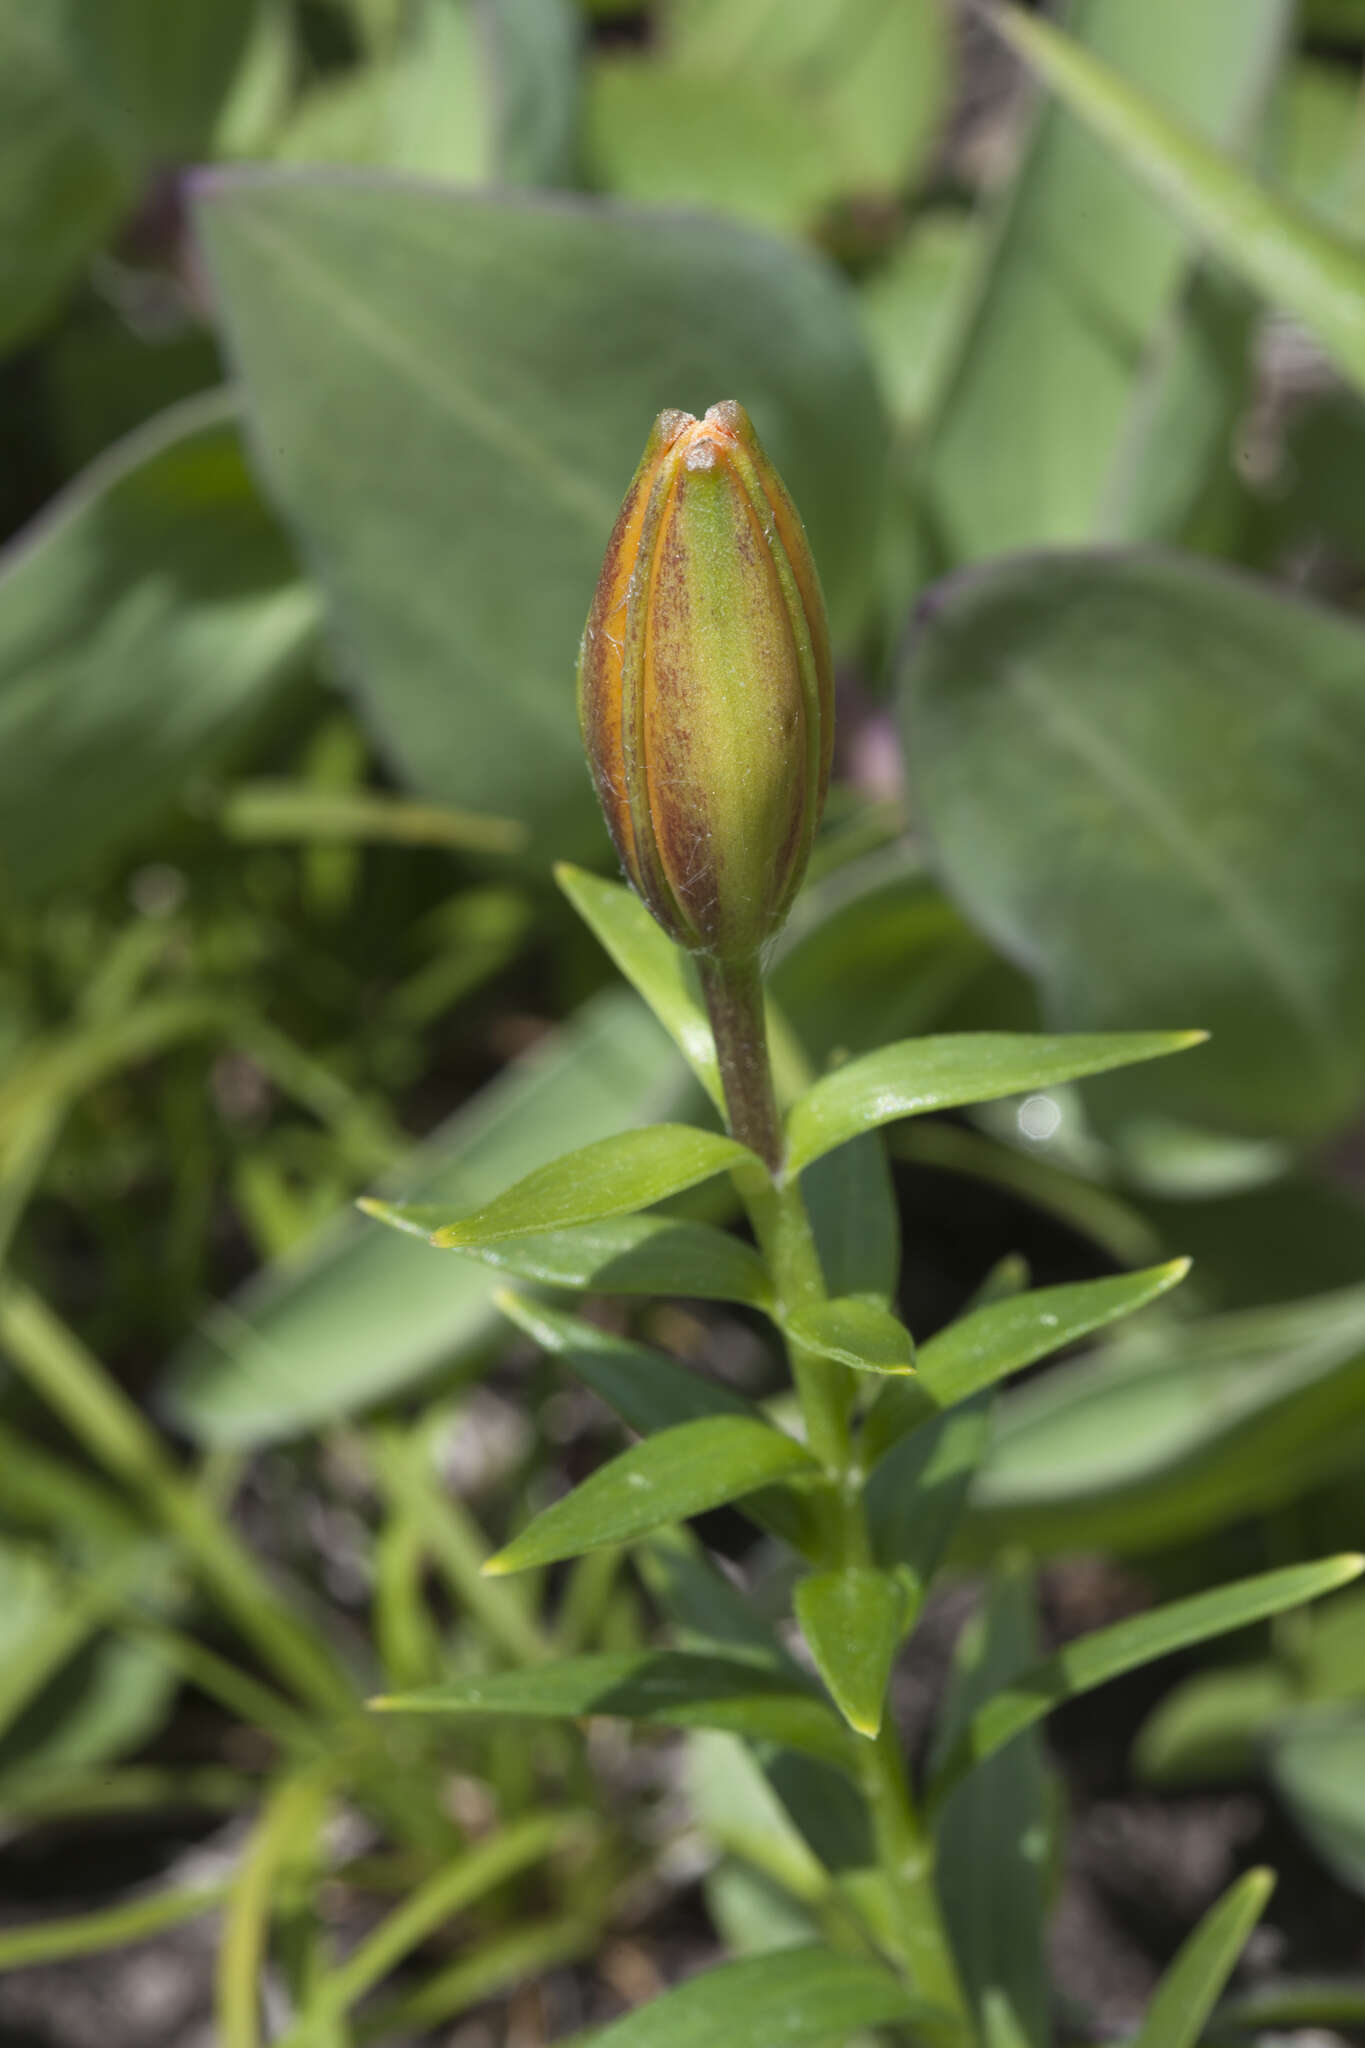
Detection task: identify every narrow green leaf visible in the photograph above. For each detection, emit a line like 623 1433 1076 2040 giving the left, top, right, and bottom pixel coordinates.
922 0 1287 560
933 1558 1050 2048
794 1569 904 1739
1133 1664 1293 1787
221 780 525 852
909 1260 1189 1418
373 1651 853 1773
785 1032 1203 1173
0 1881 226 1971
495 1295 821 1557
495 1293 756 1432
929 1554 1365 1814
866 1396 992 1598
484 1417 820 1576
799 1131 900 1304
965 1281 1365 1559
577 1946 935 2048
361 1207 772 1309
1215 1975 1365 2032
1134 1868 1275 2048
979 1 1365 399
426 1125 753 1247
556 865 723 1109
784 1298 914 1377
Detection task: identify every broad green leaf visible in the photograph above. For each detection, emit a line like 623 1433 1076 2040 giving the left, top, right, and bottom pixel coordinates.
965 1281 1365 1558
61 0 261 158
981 0 1365 401
901 550 1365 1137
799 1134 900 1305
484 1417 820 1575
1134 1868 1275 2048
556 865 722 1109
1270 1710 1365 1895
921 0 1287 561
785 1031 1201 1173
933 1558 1050 2048
0 392 317 900
668 0 950 202
194 172 885 852
929 1555 1365 1815
577 1945 932 2048
421 1125 750 1246
374 1650 852 1772
585 62 838 234
866 1396 991 1599
162 992 692 1445
0 6 132 355
916 1261 1188 1416
784 1298 914 1378
363 1207 771 1308
794 1568 903 1738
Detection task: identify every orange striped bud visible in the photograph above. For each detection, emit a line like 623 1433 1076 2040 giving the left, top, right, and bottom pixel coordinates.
577 402 834 962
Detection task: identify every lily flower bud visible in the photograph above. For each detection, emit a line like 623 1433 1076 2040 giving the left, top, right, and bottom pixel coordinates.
578 401 834 963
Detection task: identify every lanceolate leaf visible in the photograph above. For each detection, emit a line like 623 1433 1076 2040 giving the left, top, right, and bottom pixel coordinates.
784 1031 1201 1173
784 1298 914 1377
556 865 723 1109
794 1569 904 1739
494 1295 821 1556
933 1558 1050 2048
362 1207 772 1309
484 1417 820 1576
910 1260 1189 1418
373 1651 853 1772
425 1125 753 1247
1134 1868 1275 2048
494 1294 757 1433
866 1397 992 1604
576 1946 935 2048
979 0 1365 402
799 1132 900 1303
928 1554 1365 1815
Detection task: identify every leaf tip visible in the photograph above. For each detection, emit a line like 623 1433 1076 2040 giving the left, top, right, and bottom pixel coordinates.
429 1224 468 1248
1176 1029 1211 1049
846 1706 884 1739
1160 1256 1193 1288
367 1694 396 1712
481 1552 516 1578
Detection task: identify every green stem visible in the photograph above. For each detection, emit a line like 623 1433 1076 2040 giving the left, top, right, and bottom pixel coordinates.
697 951 969 2025
697 951 785 1174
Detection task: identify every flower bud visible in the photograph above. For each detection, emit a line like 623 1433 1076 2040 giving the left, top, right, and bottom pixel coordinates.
578 401 833 962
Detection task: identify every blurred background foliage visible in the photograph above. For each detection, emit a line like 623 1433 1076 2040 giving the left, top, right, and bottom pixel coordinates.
6 0 1365 2040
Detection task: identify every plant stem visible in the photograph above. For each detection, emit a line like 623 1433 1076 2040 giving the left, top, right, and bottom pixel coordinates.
696 952 784 1174
698 950 970 2026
